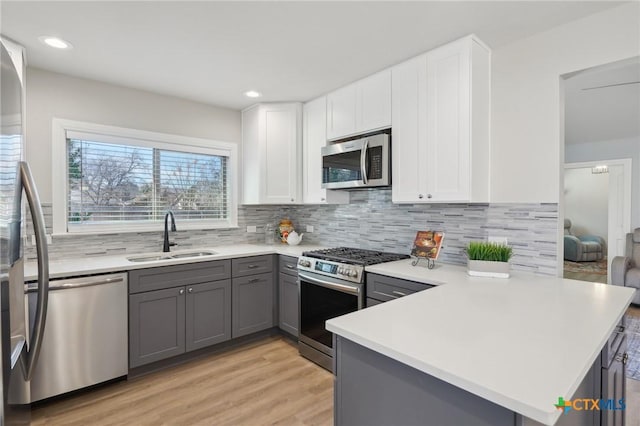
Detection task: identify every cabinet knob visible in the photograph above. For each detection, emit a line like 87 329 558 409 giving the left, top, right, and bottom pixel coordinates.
291 198 294 202
418 194 424 199
179 289 185 295
427 194 432 199
188 287 193 293
623 353 629 365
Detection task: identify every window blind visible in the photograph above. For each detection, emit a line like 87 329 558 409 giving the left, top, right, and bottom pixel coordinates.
66 138 228 228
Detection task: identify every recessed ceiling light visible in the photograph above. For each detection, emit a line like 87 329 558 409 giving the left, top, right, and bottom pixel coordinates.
244 90 262 98
38 36 73 50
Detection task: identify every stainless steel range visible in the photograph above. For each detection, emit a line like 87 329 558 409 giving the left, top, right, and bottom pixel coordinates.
297 247 409 371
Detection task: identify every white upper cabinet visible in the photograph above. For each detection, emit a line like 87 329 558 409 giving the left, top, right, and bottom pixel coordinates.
242 103 302 204
302 97 349 204
327 69 391 141
391 35 490 203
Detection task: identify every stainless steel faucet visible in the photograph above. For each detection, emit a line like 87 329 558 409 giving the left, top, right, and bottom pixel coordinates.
163 211 177 252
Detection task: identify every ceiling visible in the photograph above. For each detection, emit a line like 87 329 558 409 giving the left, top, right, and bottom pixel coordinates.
565 58 640 145
1 1 627 110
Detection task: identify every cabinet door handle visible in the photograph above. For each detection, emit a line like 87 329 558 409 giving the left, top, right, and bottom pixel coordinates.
188 287 193 293
427 194 432 199
248 278 261 284
247 264 258 269
321 197 326 201
617 325 626 333
392 290 407 297
418 194 424 199
179 289 185 295
623 353 628 365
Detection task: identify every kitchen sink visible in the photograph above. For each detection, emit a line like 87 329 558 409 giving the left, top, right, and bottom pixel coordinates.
126 250 217 262
169 251 217 259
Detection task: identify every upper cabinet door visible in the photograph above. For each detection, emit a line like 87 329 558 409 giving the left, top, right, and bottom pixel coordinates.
357 69 392 134
327 84 357 140
242 103 302 204
303 97 329 203
390 35 490 204
391 55 428 203
425 40 471 201
326 70 391 141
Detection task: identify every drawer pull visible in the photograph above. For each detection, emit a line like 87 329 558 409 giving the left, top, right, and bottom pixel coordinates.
285 264 296 270
392 290 407 297
248 278 261 283
617 325 626 333
247 264 258 269
376 291 398 299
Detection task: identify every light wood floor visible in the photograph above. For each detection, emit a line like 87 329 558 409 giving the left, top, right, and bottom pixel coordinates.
32 336 333 426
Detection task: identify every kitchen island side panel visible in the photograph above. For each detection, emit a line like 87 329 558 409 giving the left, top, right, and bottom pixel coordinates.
334 336 516 426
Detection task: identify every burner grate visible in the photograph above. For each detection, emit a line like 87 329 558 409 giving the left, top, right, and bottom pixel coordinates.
302 247 409 266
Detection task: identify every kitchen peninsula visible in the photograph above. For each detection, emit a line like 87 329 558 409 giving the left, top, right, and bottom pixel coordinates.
327 260 635 426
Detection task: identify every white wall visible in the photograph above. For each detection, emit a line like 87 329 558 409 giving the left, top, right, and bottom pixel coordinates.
564 167 609 249
25 68 241 202
566 137 640 230
490 2 640 203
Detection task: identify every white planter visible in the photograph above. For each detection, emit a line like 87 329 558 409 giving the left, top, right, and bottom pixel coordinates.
467 260 510 278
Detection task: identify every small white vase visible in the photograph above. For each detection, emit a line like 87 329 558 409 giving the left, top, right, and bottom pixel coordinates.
467 260 510 278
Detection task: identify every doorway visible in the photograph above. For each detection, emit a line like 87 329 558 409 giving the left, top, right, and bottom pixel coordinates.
563 160 632 284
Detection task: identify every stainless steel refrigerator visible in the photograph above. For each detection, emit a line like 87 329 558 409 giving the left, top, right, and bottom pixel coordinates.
1 37 50 425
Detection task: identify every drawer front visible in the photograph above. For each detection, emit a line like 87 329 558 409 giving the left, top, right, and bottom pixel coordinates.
366 273 434 302
129 260 231 294
279 255 299 276
232 255 274 277
602 318 627 367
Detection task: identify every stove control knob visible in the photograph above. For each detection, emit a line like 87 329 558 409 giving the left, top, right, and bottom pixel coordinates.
338 267 344 275
298 260 311 268
349 270 358 278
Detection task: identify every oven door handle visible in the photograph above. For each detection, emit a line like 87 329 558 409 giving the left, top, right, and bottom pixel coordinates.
298 272 362 296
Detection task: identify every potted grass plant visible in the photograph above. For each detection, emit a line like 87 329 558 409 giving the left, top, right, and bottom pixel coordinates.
466 241 513 278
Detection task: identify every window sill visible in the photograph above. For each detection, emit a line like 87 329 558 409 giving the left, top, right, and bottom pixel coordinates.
53 221 239 237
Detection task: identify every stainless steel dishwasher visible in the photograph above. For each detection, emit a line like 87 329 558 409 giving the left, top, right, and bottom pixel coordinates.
26 273 128 402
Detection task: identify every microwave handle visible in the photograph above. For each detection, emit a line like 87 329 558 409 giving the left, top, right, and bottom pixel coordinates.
360 139 369 185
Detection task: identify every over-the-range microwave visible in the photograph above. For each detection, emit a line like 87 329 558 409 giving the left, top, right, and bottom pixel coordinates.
321 133 390 189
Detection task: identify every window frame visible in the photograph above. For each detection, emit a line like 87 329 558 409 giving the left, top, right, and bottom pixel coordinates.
52 119 238 235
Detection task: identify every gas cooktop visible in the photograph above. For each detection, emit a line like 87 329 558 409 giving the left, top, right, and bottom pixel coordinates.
302 247 409 266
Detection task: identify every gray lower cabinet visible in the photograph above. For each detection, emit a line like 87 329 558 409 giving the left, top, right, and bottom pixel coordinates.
278 255 299 337
129 286 186 368
366 273 435 306
601 335 626 426
129 260 232 368
185 280 232 352
232 272 274 338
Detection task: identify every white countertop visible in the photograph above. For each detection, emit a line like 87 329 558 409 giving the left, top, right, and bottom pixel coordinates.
365 258 467 285
329 259 635 426
25 243 326 281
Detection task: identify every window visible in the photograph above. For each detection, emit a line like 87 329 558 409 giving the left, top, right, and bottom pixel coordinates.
52 120 237 234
